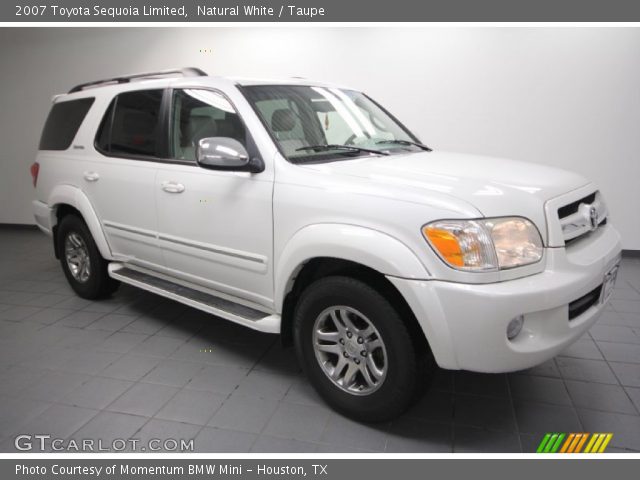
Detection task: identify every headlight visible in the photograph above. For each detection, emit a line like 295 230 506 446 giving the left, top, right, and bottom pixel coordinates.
422 217 543 271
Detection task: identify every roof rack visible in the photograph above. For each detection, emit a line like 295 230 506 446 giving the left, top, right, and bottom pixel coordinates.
68 67 207 93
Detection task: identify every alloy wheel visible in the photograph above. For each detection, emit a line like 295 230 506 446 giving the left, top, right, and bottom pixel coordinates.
312 306 388 395
64 232 91 283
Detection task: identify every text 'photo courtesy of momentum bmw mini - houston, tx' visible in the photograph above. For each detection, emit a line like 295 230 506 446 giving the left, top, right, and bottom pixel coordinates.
31 67 622 422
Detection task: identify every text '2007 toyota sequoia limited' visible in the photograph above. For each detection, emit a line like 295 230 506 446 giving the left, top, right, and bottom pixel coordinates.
31 68 622 422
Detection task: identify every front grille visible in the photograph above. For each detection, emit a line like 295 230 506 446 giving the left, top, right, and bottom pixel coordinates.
568 285 602 320
558 193 596 220
557 191 607 244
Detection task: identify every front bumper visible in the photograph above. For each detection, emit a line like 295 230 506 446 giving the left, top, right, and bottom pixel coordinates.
389 224 622 372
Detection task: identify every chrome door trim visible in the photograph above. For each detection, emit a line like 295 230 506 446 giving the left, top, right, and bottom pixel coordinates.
102 221 156 238
157 234 267 265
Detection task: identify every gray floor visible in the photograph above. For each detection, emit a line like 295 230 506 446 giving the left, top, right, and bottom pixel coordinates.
0 227 639 453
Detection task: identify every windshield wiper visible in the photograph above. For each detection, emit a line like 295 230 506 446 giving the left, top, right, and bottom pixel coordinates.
295 144 390 156
375 139 432 152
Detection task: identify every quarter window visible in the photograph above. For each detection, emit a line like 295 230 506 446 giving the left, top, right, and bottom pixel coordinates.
171 89 247 162
95 90 163 157
39 97 94 151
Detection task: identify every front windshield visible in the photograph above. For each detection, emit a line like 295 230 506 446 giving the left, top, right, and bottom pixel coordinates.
242 85 423 162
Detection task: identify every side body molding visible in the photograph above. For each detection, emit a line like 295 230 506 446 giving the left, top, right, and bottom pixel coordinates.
275 223 430 312
48 184 113 260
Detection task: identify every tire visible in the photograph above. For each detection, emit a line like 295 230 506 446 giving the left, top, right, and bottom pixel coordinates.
57 214 119 299
293 276 430 422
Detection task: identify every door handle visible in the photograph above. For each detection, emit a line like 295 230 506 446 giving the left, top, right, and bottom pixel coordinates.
161 181 185 194
83 171 100 182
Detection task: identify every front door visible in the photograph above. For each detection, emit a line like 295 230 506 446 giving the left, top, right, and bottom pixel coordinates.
155 88 274 308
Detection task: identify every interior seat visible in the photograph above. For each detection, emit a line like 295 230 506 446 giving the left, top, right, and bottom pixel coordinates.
271 108 308 155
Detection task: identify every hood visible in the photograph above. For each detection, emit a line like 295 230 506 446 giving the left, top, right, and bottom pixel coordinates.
300 150 590 217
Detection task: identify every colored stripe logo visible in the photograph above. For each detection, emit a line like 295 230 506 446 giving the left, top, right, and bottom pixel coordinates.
536 433 613 453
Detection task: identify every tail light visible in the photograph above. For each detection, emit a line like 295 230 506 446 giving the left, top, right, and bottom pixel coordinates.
30 162 40 188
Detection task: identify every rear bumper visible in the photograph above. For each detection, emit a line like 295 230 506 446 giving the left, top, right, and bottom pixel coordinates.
389 224 622 372
32 200 53 235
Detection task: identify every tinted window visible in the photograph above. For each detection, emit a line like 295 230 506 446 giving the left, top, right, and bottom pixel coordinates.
95 90 163 157
171 89 246 162
95 99 114 153
39 98 94 150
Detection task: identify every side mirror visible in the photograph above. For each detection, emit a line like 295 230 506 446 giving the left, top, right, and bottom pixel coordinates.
196 137 263 172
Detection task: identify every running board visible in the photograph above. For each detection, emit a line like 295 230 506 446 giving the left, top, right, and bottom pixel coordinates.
108 264 280 333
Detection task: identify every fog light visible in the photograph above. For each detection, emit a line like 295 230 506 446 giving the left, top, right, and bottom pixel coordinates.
507 315 524 340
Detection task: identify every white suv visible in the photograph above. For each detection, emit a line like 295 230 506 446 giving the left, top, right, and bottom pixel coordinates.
31 68 622 421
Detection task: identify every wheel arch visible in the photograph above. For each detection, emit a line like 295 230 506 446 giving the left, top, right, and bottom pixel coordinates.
48 184 112 260
276 224 432 353
275 224 430 309
280 257 432 360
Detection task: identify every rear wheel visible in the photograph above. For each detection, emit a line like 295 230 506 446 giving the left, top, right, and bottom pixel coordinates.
293 276 432 422
57 215 119 299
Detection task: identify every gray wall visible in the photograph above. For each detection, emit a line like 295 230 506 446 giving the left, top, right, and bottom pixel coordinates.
0 27 638 248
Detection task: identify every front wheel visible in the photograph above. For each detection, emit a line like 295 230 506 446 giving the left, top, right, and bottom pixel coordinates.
293 276 430 422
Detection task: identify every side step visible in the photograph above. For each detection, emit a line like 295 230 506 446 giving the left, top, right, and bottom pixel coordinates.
108 264 280 333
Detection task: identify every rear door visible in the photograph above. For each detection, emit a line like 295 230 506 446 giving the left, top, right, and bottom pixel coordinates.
85 89 165 269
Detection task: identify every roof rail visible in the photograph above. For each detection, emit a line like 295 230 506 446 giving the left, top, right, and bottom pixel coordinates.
68 67 207 93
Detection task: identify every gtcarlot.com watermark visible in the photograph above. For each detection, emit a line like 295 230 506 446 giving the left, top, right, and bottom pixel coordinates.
14 435 194 452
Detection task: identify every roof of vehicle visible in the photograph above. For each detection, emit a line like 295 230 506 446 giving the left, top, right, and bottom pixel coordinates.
229 76 347 88
58 67 351 101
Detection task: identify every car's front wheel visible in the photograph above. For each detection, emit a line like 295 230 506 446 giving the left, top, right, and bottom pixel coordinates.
57 214 119 299
293 276 430 422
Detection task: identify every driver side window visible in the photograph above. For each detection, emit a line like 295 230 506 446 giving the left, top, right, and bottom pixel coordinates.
171 89 246 162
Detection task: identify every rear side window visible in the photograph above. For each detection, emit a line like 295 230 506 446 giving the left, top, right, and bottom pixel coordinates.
95 90 163 157
39 97 94 150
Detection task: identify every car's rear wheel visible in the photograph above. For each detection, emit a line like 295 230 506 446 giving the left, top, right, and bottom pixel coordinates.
57 214 119 299
293 276 431 422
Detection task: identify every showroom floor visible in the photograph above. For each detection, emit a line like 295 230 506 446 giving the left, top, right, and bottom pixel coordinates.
0 227 639 453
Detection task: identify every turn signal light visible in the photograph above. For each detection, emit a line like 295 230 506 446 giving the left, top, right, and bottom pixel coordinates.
423 227 464 267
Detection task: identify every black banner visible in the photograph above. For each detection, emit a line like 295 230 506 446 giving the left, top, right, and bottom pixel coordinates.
3 458 640 480
3 0 640 22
